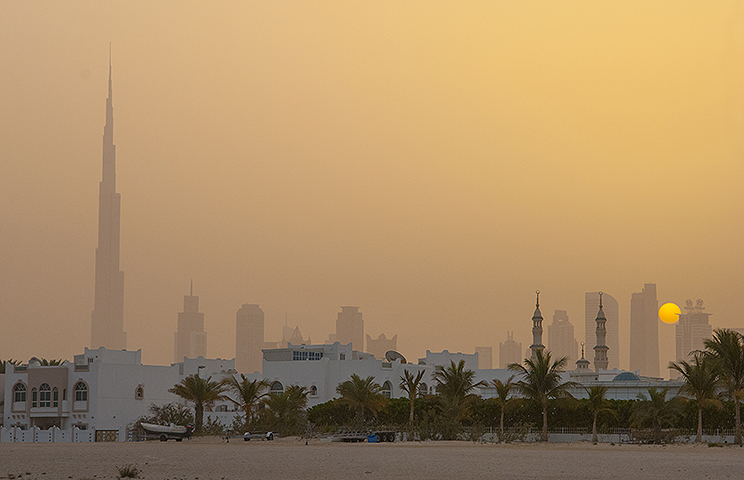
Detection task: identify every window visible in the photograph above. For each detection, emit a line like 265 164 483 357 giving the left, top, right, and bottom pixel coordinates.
339 353 346 360
309 352 323 361
53 387 59 407
63 388 66 401
13 383 26 403
418 382 428 397
32 388 38 407
270 381 283 394
382 381 392 399
75 382 88 402
39 383 51 407
135 386 144 400
310 385 318 396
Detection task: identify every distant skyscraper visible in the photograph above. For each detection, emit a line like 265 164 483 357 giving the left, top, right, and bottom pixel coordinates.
499 331 522 368
676 299 712 363
366 333 397 359
547 310 578 364
475 346 493 369
236 304 265 374
335 306 364 351
530 291 545 361
91 54 126 350
630 283 659 377
173 281 207 362
586 292 618 369
592 293 609 372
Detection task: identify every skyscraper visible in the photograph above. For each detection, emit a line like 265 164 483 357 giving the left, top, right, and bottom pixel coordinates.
91 54 126 350
335 306 364 351
675 299 712 363
547 310 578 364
173 281 207 362
593 292 609 372
630 283 659 377
530 291 545 361
475 346 493 369
585 292 619 369
236 304 265 374
499 331 522 368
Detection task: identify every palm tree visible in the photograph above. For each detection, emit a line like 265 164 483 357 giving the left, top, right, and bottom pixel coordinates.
491 376 519 442
669 354 721 443
399 370 426 426
262 385 309 435
701 328 744 445
169 375 228 433
224 375 269 431
509 350 576 442
586 385 615 443
433 360 485 403
0 359 20 374
631 387 680 443
40 359 66 366
336 374 387 425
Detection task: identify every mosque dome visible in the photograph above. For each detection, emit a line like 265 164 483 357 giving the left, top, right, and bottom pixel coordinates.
613 372 640 381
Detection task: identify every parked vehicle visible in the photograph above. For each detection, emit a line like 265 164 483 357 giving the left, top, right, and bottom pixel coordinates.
243 431 274 441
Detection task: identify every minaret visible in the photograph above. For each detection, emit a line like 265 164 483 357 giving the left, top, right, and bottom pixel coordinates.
593 292 609 372
530 291 545 361
91 48 127 350
575 342 591 370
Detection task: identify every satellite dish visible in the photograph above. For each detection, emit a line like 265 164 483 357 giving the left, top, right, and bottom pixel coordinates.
385 351 407 364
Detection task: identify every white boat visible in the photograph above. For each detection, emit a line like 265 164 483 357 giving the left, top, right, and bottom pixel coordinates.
141 422 194 441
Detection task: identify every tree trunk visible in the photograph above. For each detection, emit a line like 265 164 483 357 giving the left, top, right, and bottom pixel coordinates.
195 403 204 433
695 403 703 443
357 406 364 426
500 408 505 443
592 413 598 443
542 402 548 442
409 394 415 425
735 398 741 445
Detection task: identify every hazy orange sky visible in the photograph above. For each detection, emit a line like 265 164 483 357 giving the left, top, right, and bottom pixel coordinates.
1 2 742 377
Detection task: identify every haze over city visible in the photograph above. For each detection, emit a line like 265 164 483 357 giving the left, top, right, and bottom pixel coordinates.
1 2 742 376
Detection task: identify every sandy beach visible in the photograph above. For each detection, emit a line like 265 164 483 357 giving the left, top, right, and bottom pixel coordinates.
2 437 743 480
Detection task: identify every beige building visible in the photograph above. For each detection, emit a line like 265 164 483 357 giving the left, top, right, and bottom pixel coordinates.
236 304 265 374
630 283 660 377
475 346 493 369
173 282 207 362
499 331 522 368
675 299 712 363
547 310 578 364
366 333 397 359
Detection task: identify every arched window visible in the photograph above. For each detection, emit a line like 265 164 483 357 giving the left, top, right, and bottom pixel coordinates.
310 385 318 396
135 385 144 400
418 382 428 397
13 383 26 403
270 381 283 394
39 383 51 407
74 382 88 402
53 387 59 407
31 388 38 407
382 381 392 398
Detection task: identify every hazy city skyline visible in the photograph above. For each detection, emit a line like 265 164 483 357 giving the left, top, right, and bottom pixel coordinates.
1 3 742 377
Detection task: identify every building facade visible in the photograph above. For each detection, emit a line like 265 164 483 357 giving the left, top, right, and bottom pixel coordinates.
630 283 660 377
174 282 207 362
366 333 398 360
499 331 522 368
236 304 265 374
675 299 712 363
475 346 493 370
333 306 364 352
547 310 578 364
